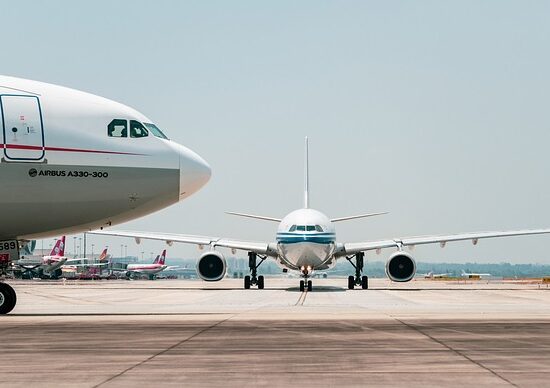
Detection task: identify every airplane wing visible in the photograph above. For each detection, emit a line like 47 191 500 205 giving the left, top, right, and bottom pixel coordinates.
89 230 275 256
340 228 550 255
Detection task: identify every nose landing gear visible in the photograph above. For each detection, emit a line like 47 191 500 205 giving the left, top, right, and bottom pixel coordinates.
346 252 369 290
244 252 267 290
299 268 313 292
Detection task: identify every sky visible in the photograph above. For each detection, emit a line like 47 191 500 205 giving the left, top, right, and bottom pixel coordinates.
3 1 550 263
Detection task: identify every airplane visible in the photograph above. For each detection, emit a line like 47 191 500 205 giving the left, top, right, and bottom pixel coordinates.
0 75 211 314
91 137 550 292
420 271 449 279
125 249 168 279
62 248 111 272
17 236 68 279
461 270 492 279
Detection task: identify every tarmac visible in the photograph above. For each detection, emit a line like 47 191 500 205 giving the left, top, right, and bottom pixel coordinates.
2 277 550 387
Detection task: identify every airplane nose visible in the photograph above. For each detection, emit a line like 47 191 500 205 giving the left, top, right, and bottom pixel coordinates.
178 146 211 200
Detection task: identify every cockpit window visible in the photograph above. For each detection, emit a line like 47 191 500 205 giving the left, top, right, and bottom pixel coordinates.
108 119 127 137
296 226 306 232
289 225 297 232
143 123 169 140
130 120 149 138
315 225 324 232
306 225 316 231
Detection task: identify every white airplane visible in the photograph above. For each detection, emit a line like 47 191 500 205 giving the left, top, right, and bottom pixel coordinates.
125 249 168 279
461 271 492 279
17 236 68 278
92 138 550 292
62 248 111 272
421 271 449 279
0 75 211 314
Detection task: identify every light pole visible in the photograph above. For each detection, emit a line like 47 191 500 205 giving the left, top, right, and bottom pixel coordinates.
73 236 77 257
120 244 123 259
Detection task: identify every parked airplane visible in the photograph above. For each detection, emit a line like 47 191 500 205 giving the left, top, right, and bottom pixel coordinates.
0 75 211 314
92 138 550 292
62 248 110 271
17 236 68 279
461 271 492 279
125 249 168 279
421 271 449 279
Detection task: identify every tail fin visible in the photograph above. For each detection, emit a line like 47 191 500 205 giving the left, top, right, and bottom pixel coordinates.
153 255 160 264
98 248 108 262
159 250 166 265
304 136 309 209
50 236 66 257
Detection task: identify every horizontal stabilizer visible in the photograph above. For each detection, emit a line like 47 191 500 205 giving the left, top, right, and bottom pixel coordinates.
331 212 388 223
225 212 282 223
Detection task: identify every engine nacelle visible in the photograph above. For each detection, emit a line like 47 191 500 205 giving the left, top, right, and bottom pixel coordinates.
385 251 416 282
196 251 227 282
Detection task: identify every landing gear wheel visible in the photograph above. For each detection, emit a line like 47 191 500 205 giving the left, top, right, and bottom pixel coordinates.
307 280 312 292
299 280 305 292
348 276 355 290
361 275 369 289
0 283 16 314
244 275 251 289
257 275 265 290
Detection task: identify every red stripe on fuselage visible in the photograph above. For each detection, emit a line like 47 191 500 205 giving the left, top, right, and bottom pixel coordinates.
1 143 146 156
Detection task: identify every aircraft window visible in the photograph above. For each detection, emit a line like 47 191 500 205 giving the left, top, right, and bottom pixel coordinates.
296 226 306 231
108 119 127 137
306 225 316 231
144 123 169 140
289 225 297 232
315 225 324 232
130 120 149 138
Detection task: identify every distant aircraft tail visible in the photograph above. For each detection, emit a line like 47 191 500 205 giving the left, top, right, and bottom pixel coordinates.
50 236 66 257
153 255 160 264
159 250 166 265
98 248 108 262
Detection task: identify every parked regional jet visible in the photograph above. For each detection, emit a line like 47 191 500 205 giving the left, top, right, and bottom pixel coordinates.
125 249 168 279
92 138 550 292
0 75 211 314
17 236 68 279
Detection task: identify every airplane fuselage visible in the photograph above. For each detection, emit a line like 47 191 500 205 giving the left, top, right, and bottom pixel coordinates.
126 264 167 275
275 208 337 273
0 76 211 241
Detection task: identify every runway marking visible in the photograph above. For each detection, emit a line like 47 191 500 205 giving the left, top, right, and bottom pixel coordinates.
394 318 519 387
92 316 233 388
295 290 308 306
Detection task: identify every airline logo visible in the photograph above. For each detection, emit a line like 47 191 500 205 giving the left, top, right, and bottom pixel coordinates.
50 236 66 257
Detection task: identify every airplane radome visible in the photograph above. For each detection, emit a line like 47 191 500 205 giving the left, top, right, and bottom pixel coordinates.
0 75 211 314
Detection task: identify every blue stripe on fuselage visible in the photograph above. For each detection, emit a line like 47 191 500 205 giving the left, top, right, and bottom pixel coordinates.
276 233 335 245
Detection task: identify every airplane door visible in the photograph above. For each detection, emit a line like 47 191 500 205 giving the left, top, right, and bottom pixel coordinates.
1 95 45 161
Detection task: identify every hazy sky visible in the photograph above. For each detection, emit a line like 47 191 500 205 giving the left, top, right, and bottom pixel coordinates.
4 1 550 263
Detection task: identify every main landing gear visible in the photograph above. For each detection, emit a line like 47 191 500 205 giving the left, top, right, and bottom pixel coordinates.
244 252 267 290
346 252 368 290
0 282 17 314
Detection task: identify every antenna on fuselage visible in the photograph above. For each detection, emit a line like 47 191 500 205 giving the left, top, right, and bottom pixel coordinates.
304 136 309 209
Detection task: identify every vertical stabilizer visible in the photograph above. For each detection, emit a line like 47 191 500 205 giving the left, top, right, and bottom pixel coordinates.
50 236 66 257
304 137 309 208
153 255 160 264
159 250 167 265
99 248 108 262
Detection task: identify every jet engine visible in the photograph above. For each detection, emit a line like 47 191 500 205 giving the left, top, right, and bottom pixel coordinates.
196 251 227 281
385 251 416 282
